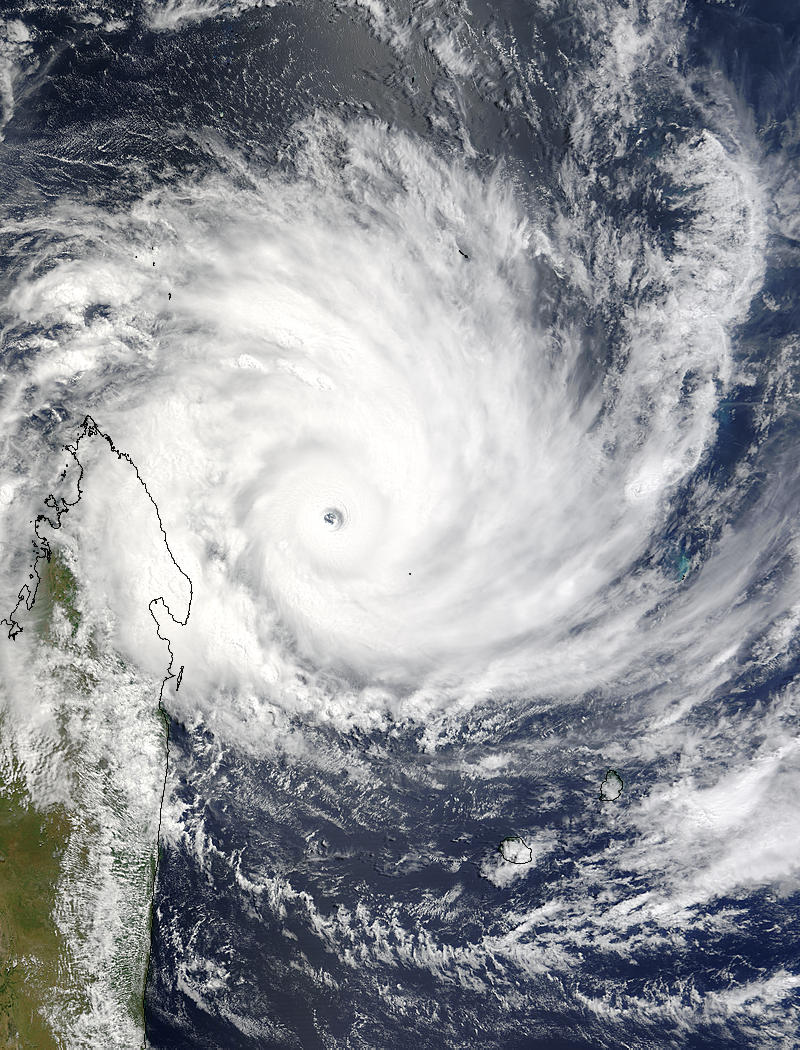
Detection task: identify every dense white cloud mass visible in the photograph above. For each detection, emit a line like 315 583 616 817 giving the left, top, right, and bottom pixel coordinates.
0 113 776 737
1 0 799 1045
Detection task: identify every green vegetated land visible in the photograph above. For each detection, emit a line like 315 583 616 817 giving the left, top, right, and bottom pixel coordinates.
3 479 171 1046
0 757 73 1050
40 550 81 639
0 551 83 1048
1 545 169 1047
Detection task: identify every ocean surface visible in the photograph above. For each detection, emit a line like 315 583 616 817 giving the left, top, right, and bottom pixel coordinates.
1 1 799 1047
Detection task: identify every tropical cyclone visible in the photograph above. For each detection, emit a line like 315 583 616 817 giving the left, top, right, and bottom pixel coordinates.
1 0 799 1045
0 111 770 738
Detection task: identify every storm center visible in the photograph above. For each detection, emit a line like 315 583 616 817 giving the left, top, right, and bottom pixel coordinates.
322 507 344 530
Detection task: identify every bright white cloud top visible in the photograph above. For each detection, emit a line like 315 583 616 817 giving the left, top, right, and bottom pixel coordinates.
1 0 799 1046
1 115 775 731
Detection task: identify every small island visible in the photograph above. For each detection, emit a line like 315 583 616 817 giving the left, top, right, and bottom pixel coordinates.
498 836 533 864
599 769 624 802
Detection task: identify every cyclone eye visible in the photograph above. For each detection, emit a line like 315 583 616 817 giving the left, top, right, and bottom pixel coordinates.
322 507 344 530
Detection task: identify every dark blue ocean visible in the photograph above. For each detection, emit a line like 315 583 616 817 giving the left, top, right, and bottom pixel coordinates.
1 0 799 1047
